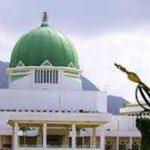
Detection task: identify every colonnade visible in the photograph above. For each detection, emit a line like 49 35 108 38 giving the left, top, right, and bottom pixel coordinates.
10 122 138 150
12 122 101 150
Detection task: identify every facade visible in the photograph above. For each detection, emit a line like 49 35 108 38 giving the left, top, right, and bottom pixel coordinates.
0 12 143 150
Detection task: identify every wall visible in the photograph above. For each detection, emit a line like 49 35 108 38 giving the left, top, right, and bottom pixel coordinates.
102 115 138 133
0 89 105 112
9 70 82 91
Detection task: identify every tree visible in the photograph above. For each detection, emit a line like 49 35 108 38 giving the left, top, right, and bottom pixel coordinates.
19 126 31 145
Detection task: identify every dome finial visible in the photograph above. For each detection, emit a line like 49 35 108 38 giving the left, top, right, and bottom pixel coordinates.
41 11 49 27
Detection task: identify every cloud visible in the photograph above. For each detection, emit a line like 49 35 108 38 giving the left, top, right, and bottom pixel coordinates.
0 0 150 35
0 27 17 61
69 30 150 102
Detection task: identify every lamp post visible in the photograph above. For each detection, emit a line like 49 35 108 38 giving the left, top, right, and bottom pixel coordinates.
115 63 150 150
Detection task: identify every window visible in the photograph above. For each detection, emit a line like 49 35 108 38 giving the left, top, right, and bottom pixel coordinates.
44 70 46 83
50 70 52 83
38 70 40 83
41 70 43 83
47 70 49 83
35 70 37 83
53 70 55 83
53 70 58 83
35 69 58 83
56 70 58 83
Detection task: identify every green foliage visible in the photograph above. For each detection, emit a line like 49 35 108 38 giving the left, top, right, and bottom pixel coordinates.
20 126 31 134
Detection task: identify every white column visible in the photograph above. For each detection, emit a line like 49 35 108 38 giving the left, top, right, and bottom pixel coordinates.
93 127 96 148
13 122 18 150
100 131 105 150
129 137 132 149
72 124 76 149
43 123 47 149
116 136 119 150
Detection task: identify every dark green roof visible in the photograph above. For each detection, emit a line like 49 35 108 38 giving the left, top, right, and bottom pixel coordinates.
10 17 79 68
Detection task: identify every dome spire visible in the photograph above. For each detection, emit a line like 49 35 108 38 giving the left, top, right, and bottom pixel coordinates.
41 12 49 27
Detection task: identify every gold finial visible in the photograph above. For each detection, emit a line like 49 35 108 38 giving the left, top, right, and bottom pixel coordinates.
41 11 49 27
114 63 141 83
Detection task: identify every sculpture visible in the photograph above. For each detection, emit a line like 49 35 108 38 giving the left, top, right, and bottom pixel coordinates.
114 63 150 150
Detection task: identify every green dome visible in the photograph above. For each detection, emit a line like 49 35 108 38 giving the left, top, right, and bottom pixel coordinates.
10 14 79 68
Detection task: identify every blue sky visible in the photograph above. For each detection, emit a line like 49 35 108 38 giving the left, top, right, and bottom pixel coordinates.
1 0 150 102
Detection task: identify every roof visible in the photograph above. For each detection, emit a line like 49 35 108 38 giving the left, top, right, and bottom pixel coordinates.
10 13 79 69
8 112 111 125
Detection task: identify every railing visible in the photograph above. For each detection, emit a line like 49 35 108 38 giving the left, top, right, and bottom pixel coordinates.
19 148 100 150
20 144 43 147
19 144 100 150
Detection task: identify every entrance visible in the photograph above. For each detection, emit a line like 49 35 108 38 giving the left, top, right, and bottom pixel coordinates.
47 135 63 147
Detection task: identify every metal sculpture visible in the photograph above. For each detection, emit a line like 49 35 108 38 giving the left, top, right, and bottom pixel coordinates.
114 63 150 150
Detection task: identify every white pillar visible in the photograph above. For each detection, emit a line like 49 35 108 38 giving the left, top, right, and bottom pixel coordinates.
93 127 96 148
43 123 47 149
100 131 105 150
116 136 119 150
72 124 76 149
129 137 132 149
13 122 18 150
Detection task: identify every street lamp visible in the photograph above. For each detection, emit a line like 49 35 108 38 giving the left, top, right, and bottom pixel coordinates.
115 63 150 150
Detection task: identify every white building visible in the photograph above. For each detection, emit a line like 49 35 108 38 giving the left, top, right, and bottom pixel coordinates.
0 12 142 150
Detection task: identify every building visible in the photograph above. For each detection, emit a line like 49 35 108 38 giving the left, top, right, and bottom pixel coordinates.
0 12 143 150
120 103 150 116
102 106 141 150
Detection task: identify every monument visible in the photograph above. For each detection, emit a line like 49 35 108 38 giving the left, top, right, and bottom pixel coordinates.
115 63 150 150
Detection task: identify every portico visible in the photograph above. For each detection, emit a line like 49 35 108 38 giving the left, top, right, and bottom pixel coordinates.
8 112 111 150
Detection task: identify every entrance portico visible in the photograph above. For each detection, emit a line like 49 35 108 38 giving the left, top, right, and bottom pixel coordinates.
8 112 111 150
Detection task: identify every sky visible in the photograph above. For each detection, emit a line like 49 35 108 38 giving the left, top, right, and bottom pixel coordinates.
0 0 150 102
